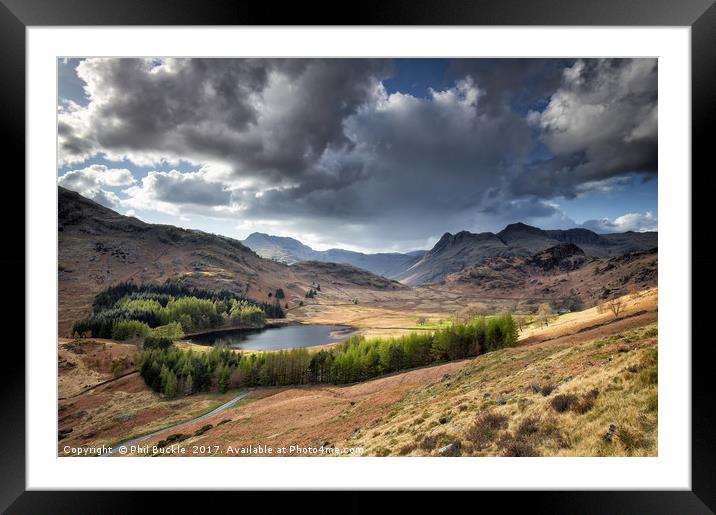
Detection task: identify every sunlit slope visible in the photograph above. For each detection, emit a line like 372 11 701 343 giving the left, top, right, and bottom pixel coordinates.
112 289 657 457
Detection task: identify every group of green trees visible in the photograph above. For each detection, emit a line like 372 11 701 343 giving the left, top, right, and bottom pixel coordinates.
138 314 518 397
305 282 321 299
140 345 241 397
72 280 284 339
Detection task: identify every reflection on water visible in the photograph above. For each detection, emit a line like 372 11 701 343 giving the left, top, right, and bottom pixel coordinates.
189 324 355 350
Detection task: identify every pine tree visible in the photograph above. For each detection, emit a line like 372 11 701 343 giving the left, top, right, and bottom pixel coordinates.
159 364 170 391
218 365 231 393
164 370 178 398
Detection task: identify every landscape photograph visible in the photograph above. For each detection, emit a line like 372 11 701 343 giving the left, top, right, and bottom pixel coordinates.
57 57 658 458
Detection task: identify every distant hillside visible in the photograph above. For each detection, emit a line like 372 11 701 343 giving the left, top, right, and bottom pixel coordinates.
58 187 406 335
243 232 424 278
290 261 406 290
444 244 658 307
243 223 656 286
58 187 658 334
394 231 511 285
397 223 657 285
242 232 317 263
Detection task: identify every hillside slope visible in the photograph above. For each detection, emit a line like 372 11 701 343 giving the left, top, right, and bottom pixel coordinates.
443 244 657 307
342 289 658 457
244 224 656 286
397 223 656 285
88 289 657 458
395 231 512 284
58 187 407 335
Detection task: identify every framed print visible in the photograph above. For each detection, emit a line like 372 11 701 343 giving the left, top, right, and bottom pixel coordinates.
3 0 714 511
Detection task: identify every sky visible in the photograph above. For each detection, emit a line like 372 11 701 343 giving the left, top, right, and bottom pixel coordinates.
57 58 658 253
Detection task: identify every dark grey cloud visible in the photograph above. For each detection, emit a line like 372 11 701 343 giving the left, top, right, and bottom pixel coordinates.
449 58 572 115
517 59 657 198
140 170 231 206
243 77 533 224
60 58 391 179
58 58 657 251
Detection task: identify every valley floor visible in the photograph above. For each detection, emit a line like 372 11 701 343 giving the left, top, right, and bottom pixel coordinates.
58 288 658 457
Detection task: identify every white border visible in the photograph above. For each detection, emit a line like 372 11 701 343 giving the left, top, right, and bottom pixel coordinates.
27 27 690 490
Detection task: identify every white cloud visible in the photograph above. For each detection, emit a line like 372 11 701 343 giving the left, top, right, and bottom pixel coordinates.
520 59 657 197
57 164 135 207
122 167 234 216
581 211 657 233
531 59 657 155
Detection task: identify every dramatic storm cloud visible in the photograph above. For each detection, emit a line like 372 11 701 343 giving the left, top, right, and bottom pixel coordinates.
521 59 657 199
57 58 657 252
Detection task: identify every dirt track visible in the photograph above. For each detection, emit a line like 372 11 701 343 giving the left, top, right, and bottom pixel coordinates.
102 390 250 456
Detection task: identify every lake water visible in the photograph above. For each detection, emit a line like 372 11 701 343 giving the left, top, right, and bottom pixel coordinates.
189 324 356 350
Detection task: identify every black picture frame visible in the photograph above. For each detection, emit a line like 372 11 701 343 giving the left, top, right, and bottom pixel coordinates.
2 0 713 511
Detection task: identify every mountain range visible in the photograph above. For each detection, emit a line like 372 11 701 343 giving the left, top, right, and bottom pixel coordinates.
57 187 403 335
443 242 657 308
243 222 657 285
58 186 658 335
243 232 425 278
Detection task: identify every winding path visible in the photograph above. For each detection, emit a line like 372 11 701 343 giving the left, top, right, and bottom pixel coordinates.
100 390 251 456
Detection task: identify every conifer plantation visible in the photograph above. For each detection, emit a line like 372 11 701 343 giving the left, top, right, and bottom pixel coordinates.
71 281 284 339
138 314 518 397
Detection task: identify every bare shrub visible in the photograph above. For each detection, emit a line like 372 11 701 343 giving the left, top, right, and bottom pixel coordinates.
373 446 391 457
397 442 417 456
465 411 509 448
538 417 570 449
537 303 553 327
497 434 540 457
607 298 625 319
418 433 442 451
584 388 599 400
516 415 541 437
452 307 477 324
572 389 599 414
540 383 556 396
550 394 578 413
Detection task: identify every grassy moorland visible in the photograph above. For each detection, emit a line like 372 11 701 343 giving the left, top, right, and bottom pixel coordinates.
339 289 658 457
57 288 657 457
